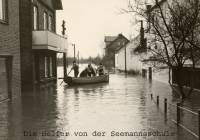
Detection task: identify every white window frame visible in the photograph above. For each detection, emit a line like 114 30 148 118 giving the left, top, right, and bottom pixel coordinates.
0 0 7 21
33 6 38 30
48 15 52 31
49 57 53 77
44 56 48 78
43 12 48 30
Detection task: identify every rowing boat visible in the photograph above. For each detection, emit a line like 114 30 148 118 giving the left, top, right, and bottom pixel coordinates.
64 74 109 85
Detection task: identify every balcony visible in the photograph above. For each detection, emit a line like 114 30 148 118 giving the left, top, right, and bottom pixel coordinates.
32 30 68 53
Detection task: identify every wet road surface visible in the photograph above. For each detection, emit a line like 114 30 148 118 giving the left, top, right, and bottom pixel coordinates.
0 69 198 140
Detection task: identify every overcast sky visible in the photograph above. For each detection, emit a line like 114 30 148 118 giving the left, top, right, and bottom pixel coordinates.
56 0 139 58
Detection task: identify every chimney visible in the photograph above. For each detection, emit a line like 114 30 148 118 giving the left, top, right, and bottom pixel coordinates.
146 4 152 32
140 20 144 42
146 5 152 13
140 20 146 49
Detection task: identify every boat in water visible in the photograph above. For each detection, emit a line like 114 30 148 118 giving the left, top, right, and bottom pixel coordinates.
64 74 109 86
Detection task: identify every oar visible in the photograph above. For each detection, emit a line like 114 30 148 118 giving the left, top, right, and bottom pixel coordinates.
60 68 73 85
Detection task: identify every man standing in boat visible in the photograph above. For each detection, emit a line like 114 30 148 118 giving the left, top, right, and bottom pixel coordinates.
71 61 79 78
97 63 104 76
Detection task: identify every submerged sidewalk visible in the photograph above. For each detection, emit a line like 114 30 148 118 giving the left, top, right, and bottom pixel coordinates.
147 78 200 140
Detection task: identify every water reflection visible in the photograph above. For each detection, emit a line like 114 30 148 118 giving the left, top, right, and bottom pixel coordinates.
1 67 198 140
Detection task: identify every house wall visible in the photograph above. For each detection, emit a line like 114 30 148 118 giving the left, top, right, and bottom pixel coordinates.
116 39 169 82
32 0 56 32
103 47 115 68
32 0 57 84
115 47 125 71
0 0 21 99
126 40 144 72
19 0 57 90
0 0 60 98
116 36 146 73
104 35 129 68
19 0 33 90
34 50 57 83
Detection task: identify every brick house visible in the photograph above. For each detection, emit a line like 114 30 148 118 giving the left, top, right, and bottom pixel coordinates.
0 0 67 101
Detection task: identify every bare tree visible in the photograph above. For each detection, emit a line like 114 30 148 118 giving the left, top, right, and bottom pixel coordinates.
123 0 200 100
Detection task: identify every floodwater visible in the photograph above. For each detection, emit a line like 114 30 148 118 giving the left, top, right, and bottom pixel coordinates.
0 66 198 140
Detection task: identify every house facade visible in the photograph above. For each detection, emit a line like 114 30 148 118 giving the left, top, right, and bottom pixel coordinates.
115 21 148 74
103 34 129 68
115 35 147 74
0 0 67 101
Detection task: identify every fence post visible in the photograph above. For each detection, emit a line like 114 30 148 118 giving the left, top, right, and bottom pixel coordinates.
149 67 152 80
151 94 153 100
198 110 200 140
157 96 159 106
164 98 167 114
177 103 181 125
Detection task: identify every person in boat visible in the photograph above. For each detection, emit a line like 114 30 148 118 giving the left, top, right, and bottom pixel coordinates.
71 61 79 78
97 63 104 76
79 67 88 77
87 64 96 77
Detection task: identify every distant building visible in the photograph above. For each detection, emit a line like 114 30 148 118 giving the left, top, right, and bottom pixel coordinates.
0 0 67 101
115 21 148 74
103 34 129 68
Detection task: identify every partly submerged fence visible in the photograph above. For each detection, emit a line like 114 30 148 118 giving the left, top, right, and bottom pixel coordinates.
150 93 200 139
172 67 200 90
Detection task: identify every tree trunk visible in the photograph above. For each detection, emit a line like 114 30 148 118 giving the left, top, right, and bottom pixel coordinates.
176 66 186 99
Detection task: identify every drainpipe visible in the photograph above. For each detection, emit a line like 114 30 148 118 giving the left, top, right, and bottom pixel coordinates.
125 45 127 73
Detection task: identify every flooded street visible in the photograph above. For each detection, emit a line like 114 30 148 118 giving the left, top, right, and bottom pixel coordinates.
0 67 197 140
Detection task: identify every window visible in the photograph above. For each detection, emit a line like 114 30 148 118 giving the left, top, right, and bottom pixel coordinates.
0 0 7 22
43 12 48 30
48 15 52 31
0 57 12 100
33 6 38 30
44 56 48 77
49 57 53 77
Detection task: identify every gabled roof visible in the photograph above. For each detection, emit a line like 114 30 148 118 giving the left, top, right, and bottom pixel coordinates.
104 36 118 43
106 34 130 51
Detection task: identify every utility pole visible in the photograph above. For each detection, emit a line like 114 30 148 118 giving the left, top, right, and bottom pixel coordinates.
72 44 76 62
77 51 79 65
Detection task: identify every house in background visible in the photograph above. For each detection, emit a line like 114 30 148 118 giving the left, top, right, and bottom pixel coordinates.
115 21 148 74
103 34 129 68
0 0 67 101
